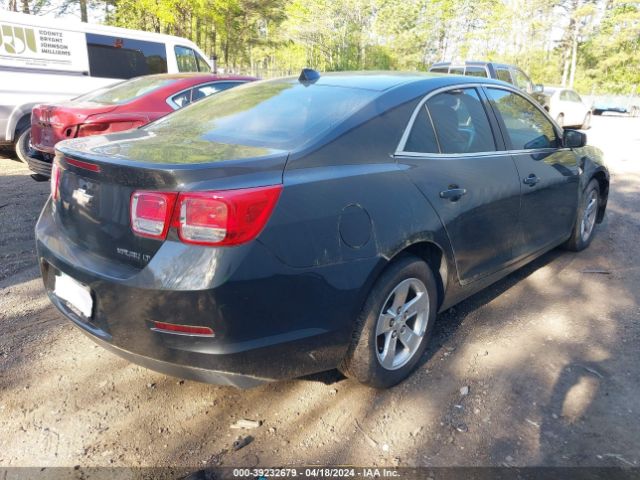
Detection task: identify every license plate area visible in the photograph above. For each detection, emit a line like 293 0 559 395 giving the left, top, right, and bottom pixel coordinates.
53 271 93 319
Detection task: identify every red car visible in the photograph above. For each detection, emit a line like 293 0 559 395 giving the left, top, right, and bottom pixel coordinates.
27 73 255 178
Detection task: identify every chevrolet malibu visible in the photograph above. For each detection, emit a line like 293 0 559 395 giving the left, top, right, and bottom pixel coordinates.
36 71 609 388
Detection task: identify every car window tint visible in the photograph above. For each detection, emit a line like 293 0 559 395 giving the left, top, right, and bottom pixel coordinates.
425 88 496 154
86 34 168 79
486 88 558 150
465 66 488 78
194 51 210 72
560 90 570 101
195 81 244 99
175 46 199 72
171 89 192 108
430 67 449 74
145 79 376 150
449 66 465 75
512 69 531 91
404 106 439 153
496 68 512 83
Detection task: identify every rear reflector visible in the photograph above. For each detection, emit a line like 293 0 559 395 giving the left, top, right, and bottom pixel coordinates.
50 161 61 201
65 157 101 172
152 321 214 336
130 191 178 239
130 185 282 246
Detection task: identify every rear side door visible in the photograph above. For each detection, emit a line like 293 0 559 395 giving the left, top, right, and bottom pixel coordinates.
484 87 580 258
396 86 522 284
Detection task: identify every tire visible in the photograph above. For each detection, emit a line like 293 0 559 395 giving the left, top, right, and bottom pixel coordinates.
581 112 591 130
592 109 602 116
556 113 565 127
14 125 32 164
564 179 600 252
339 255 438 388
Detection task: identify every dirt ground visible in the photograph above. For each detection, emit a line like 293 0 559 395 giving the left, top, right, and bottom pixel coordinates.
1 116 639 472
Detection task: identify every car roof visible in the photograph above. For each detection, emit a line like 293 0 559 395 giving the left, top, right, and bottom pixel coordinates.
295 71 509 92
430 61 514 69
124 73 256 92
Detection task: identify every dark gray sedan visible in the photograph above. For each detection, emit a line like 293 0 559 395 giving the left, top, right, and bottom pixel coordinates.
36 71 609 388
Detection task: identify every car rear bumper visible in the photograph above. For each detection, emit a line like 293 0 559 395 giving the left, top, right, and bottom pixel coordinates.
36 199 379 386
26 150 53 177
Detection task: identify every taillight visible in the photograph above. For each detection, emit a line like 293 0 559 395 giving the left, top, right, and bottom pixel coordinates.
130 191 178 239
175 185 283 246
50 161 61 201
129 185 282 246
77 121 144 137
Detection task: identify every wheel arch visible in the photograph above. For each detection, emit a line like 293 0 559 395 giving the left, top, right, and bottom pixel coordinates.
591 170 609 222
382 240 449 311
7 103 36 142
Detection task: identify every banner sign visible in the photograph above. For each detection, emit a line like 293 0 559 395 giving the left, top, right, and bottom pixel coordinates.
0 21 88 72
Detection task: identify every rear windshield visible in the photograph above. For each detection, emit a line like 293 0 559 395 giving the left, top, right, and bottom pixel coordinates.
144 79 377 150
75 76 176 105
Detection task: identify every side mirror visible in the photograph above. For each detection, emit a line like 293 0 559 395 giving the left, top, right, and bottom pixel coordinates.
563 129 586 148
533 84 544 93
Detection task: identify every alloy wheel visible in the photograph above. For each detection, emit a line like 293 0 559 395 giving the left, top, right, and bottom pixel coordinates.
580 189 598 241
375 278 430 370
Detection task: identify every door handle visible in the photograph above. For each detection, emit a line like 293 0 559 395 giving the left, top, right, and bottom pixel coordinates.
523 174 540 186
439 185 467 202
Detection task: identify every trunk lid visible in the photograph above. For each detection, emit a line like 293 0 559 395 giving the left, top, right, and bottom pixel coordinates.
53 130 287 270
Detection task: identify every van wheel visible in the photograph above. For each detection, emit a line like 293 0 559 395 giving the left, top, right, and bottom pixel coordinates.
14 125 32 164
339 255 437 388
564 179 600 252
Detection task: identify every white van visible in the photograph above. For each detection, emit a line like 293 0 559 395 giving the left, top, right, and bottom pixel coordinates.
0 11 212 162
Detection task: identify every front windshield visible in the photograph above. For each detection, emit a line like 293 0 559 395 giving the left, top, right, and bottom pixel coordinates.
144 78 377 150
74 76 176 105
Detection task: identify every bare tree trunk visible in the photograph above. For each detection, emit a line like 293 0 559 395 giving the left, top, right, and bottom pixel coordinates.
80 0 88 22
8 0 18 12
21 0 29 14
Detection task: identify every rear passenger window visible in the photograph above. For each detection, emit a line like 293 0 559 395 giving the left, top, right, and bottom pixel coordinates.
465 66 488 78
425 88 496 154
404 106 439 153
486 88 558 150
86 34 167 79
449 66 465 75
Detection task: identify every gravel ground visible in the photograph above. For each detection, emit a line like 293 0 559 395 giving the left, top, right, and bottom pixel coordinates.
1 116 639 472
